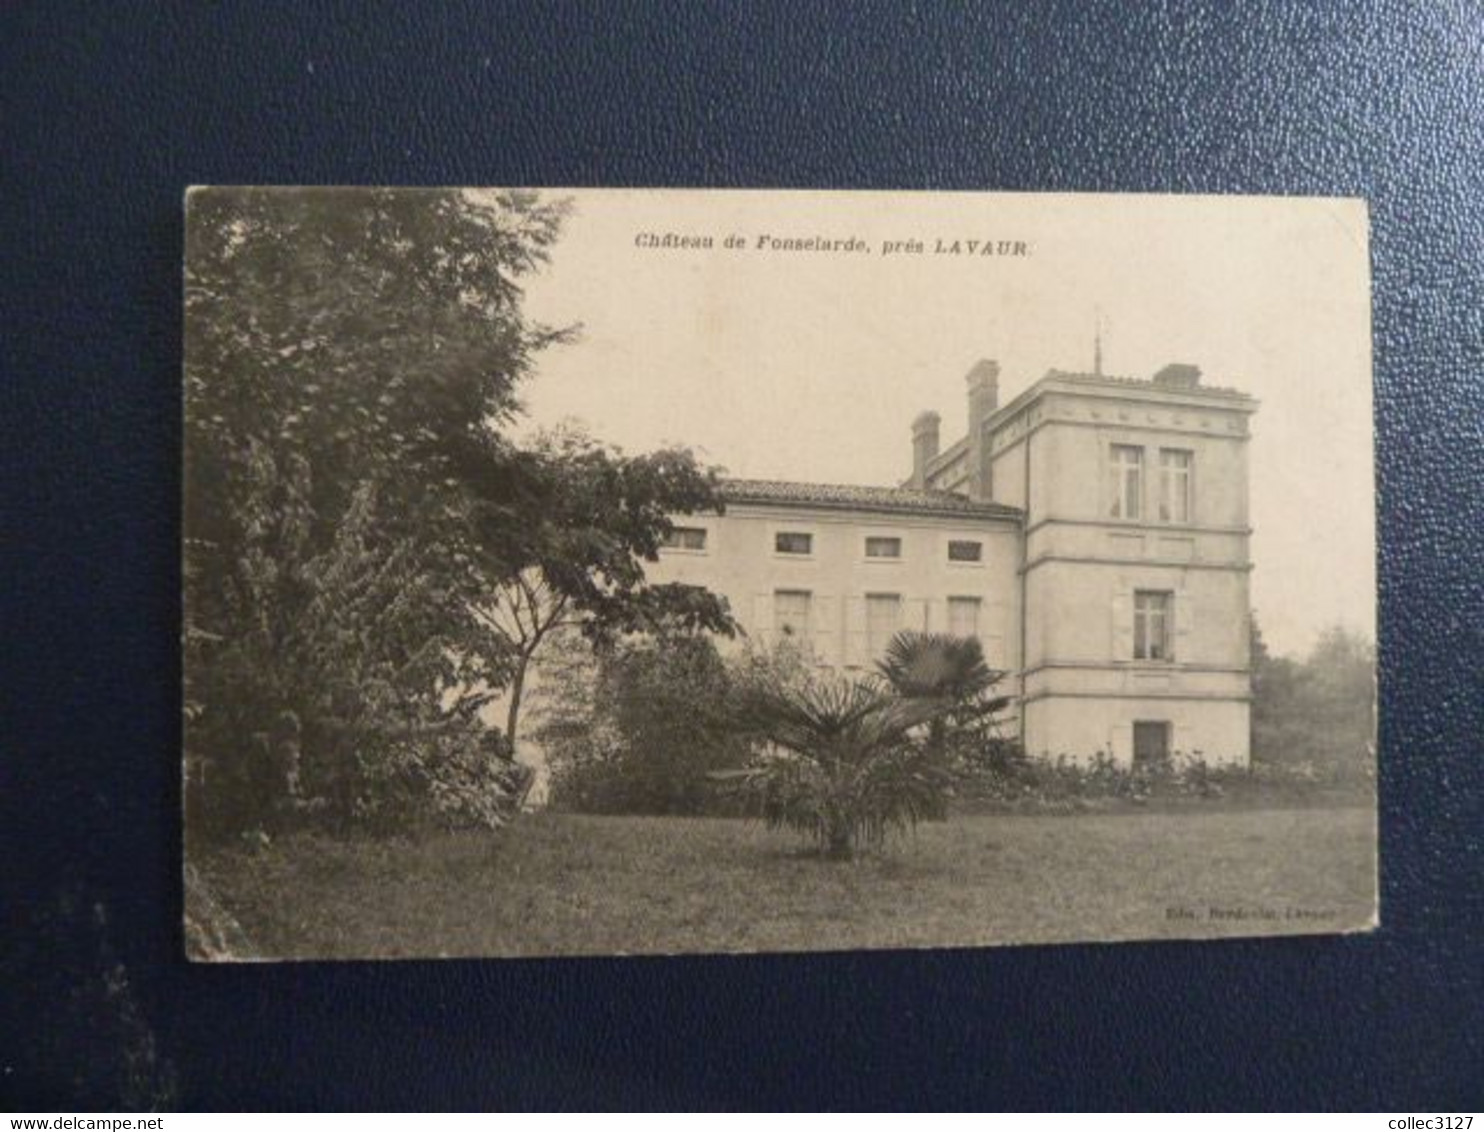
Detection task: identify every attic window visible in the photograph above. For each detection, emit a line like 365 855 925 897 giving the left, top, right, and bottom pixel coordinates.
661 526 707 551
775 531 813 555
948 540 983 563
864 536 902 559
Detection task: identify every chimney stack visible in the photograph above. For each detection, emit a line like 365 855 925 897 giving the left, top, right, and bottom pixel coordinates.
966 359 1001 431
964 359 1000 501
910 411 941 488
1152 363 1202 389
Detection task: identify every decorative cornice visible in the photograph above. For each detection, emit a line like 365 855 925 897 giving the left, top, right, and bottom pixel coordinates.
1021 553 1253 574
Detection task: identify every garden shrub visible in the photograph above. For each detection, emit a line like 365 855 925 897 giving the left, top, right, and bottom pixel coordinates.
958 747 1372 813
540 632 754 815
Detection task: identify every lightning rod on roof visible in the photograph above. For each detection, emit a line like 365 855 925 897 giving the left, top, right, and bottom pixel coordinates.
1093 308 1105 377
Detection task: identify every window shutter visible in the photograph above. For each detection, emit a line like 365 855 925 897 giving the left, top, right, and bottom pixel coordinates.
812 594 838 666
1102 442 1112 519
1175 584 1194 659
845 596 867 667
981 600 1007 665
927 598 946 633
1111 587 1132 659
1181 453 1193 525
905 597 929 633
752 593 775 643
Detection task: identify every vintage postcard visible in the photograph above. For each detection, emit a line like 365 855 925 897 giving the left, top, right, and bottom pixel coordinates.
183 188 1376 959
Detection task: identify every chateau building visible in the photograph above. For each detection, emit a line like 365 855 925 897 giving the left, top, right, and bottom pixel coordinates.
647 359 1258 766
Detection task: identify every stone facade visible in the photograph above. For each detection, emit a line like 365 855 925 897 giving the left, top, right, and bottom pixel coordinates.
647 359 1258 766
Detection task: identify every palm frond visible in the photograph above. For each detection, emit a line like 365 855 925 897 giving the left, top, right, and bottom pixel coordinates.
877 630 998 701
724 671 957 858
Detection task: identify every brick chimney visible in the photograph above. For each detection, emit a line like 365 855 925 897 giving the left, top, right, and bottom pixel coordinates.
1152 363 1202 389
910 411 941 489
965 359 1000 500
966 359 1001 428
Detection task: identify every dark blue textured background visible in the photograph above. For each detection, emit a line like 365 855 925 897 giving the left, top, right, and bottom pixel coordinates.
4 0 1482 1110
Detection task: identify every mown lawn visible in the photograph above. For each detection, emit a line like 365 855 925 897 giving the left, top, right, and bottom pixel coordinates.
195 807 1377 959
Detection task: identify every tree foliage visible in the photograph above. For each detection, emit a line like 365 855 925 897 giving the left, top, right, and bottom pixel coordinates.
186 188 567 567
472 426 736 753
183 188 732 839
1250 617 1375 782
538 631 751 815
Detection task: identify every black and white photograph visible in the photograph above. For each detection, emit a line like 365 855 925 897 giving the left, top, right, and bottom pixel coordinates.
183 187 1377 960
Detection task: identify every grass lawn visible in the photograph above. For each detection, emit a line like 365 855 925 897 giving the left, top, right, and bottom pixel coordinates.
195 806 1377 959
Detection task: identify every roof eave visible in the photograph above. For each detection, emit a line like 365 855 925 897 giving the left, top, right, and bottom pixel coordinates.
719 492 1023 524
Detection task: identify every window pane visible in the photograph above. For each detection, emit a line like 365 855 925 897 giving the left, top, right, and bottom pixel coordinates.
865 536 902 558
1111 445 1143 519
1159 450 1192 523
1134 591 1173 660
948 540 982 562
775 531 812 555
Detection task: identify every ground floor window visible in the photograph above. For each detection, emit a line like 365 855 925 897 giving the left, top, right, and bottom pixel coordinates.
1132 720 1172 768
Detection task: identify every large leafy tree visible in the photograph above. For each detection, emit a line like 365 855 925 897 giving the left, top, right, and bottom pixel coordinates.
537 630 751 815
1250 616 1375 781
469 426 736 752
183 188 732 836
185 188 568 562
185 188 568 834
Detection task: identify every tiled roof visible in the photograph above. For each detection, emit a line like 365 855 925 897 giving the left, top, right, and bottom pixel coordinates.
720 478 1022 520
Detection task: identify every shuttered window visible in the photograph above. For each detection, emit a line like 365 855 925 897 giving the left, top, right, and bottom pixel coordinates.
774 590 812 640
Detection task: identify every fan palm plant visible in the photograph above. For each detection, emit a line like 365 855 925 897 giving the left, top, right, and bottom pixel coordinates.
877 630 1016 772
721 674 955 859
878 631 1000 703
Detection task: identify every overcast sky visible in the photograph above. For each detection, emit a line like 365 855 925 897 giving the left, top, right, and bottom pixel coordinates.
517 189 1374 659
